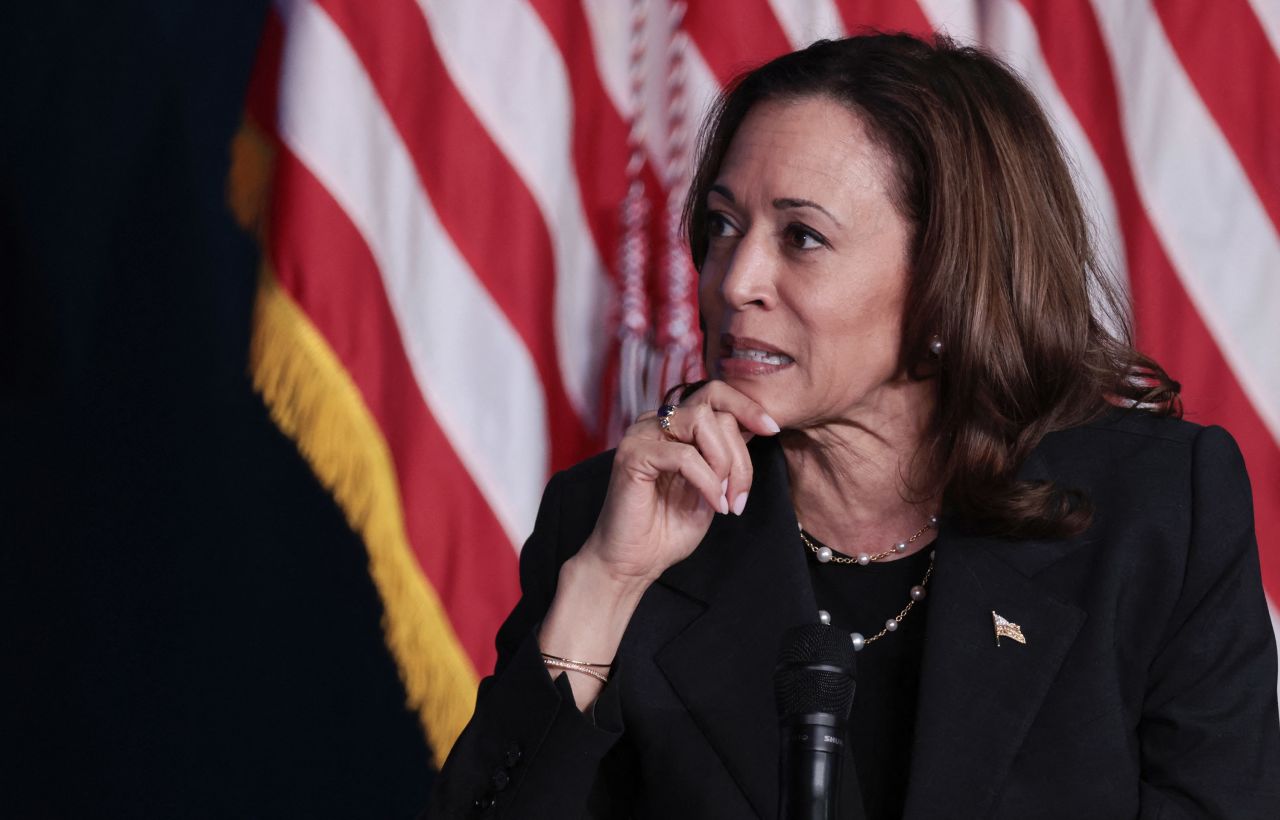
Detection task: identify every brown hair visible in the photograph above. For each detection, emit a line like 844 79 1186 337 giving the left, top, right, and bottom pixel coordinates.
684 33 1179 539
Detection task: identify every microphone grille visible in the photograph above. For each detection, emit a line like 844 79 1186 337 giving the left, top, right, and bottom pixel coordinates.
773 623 856 719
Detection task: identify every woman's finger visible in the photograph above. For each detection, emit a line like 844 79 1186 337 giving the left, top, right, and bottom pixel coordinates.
716 410 755 515
687 403 734 485
681 380 780 437
617 436 728 515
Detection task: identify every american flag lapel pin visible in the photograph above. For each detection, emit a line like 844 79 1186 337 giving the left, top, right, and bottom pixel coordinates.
992 611 1027 646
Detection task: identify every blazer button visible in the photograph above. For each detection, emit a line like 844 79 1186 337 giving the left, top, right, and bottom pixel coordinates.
504 742 522 768
491 769 510 791
473 794 494 811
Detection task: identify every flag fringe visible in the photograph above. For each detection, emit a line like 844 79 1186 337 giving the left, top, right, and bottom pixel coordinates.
249 268 478 768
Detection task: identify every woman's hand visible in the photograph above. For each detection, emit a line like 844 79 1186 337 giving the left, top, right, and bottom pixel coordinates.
539 380 778 711
582 380 781 584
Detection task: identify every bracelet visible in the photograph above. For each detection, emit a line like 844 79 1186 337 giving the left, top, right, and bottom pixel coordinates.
539 652 612 669
542 657 609 684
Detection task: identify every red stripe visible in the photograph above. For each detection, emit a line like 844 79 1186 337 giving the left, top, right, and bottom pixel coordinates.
1020 0 1280 599
524 0 633 286
529 0 699 423
1153 0 1280 238
269 148 520 675
832 0 934 38
525 0 641 426
686 0 794 84
315 0 594 472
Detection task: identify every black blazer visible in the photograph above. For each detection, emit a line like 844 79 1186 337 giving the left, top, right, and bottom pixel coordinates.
430 410 1280 818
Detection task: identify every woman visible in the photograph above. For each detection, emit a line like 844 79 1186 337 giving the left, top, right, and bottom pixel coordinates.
430 33 1280 819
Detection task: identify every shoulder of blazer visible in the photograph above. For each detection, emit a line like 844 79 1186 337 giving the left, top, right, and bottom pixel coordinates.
1028 409 1253 537
1007 408 1256 663
1048 405 1204 454
1027 407 1208 496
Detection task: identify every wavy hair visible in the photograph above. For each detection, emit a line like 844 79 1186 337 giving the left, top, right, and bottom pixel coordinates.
684 33 1179 539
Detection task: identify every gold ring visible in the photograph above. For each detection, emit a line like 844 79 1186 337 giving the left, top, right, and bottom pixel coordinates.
657 403 679 441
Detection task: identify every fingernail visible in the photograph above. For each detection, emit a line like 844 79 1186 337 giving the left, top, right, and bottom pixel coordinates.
733 492 748 516
718 494 730 515
720 478 729 496
762 414 781 434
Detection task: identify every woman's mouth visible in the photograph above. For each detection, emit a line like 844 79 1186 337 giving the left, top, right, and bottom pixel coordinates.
730 348 793 366
717 336 795 376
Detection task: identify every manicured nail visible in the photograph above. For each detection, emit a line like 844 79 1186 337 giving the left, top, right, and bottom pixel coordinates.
718 494 730 515
720 478 729 496
732 492 748 516
762 414 781 434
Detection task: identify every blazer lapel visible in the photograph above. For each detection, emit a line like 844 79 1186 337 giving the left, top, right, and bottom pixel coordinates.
647 441 1088 818
903 452 1088 818
652 438 814 819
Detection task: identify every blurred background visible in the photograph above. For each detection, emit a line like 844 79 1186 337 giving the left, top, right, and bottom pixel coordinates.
3 0 1277 817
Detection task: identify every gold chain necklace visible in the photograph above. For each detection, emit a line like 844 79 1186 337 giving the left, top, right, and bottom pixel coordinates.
800 518 938 652
816 551 935 651
797 516 938 565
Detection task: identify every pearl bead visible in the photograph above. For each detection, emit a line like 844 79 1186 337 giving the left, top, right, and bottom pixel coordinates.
910 585 926 601
929 337 944 356
816 546 832 563
894 541 907 553
850 632 865 652
885 619 898 632
929 515 939 527
818 609 831 625
856 553 870 566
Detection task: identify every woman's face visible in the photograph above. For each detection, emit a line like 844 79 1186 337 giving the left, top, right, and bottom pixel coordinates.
699 95 915 430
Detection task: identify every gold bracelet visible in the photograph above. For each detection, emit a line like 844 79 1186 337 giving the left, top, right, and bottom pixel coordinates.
542 657 609 684
539 652 612 669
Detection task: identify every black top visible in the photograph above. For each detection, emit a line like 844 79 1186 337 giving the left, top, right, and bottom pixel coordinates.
807 538 934 820
429 414 1280 819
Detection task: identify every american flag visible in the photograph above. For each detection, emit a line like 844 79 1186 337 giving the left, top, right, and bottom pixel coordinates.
237 0 1280 764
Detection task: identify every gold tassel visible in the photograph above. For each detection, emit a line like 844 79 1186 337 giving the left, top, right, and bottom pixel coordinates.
250 269 479 768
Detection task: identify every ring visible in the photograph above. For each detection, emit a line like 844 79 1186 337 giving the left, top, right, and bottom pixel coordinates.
657 402 680 441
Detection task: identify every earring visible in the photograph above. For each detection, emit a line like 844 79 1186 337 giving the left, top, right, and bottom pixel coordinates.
928 335 944 357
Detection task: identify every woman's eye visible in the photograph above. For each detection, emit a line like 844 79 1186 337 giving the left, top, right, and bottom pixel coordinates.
706 212 739 238
784 224 827 250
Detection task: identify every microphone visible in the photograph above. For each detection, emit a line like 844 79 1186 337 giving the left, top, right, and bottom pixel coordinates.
773 623 857 820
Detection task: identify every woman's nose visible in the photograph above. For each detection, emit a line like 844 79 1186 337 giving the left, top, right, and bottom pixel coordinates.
718 234 777 310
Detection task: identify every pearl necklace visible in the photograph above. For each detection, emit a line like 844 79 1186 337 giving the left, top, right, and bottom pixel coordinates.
799 519 938 652
815 550 934 651
798 515 938 565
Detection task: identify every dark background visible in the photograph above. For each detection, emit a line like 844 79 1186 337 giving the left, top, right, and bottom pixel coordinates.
2 3 434 816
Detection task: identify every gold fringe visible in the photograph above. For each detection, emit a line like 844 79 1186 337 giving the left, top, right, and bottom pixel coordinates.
250 269 479 768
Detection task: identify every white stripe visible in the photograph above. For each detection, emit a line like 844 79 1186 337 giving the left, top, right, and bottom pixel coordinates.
580 0 721 190
416 0 611 431
579 0 631 122
1246 0 1280 61
684 41 726 164
767 0 846 48
1090 0 1280 444
983 0 1130 327
915 0 980 43
275 0 545 547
